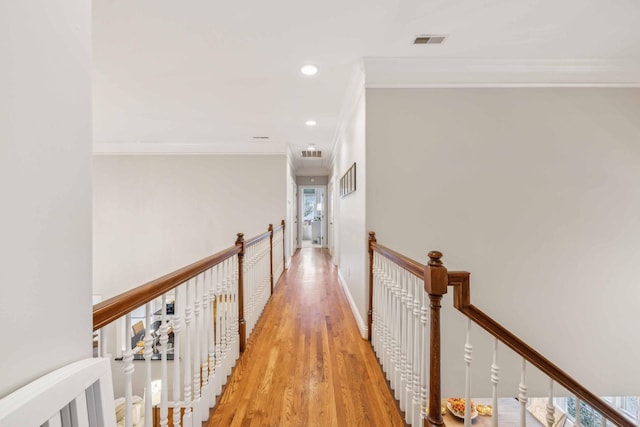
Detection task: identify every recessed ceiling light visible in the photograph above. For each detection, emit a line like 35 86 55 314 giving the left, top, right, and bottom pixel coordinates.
300 64 318 76
305 120 317 126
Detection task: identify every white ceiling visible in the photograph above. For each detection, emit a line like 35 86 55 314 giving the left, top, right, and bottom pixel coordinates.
93 0 640 172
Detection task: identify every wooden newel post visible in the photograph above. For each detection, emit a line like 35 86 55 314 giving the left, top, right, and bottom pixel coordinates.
281 219 286 270
236 233 247 353
424 250 448 427
268 224 274 295
367 231 377 341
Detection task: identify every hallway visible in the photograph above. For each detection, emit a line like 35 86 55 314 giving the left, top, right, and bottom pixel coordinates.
209 248 406 426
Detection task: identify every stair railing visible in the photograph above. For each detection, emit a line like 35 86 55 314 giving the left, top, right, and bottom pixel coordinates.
368 232 635 427
93 220 285 427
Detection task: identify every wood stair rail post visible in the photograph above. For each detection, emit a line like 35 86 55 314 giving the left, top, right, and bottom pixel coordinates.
281 219 286 270
236 233 247 353
269 224 274 295
424 250 449 427
368 231 377 341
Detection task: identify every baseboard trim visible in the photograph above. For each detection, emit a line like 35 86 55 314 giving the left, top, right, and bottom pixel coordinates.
337 270 368 339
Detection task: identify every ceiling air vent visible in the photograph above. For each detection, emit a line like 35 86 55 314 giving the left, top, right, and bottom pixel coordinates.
301 150 322 158
413 35 446 45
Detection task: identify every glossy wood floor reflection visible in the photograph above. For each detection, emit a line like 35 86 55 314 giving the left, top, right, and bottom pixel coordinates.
208 248 406 427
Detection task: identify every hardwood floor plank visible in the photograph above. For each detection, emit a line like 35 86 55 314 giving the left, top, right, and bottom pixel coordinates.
208 248 406 427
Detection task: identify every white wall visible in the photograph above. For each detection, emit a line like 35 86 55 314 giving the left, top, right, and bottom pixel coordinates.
366 88 640 396
93 155 286 299
0 0 92 397
334 79 368 337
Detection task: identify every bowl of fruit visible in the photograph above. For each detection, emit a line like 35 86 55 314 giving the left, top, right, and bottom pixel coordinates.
447 397 478 419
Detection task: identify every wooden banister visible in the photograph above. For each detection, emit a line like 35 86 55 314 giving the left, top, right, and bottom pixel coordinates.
424 251 448 427
281 219 286 270
269 224 274 294
93 245 240 331
236 233 246 353
369 240 425 279
368 234 634 427
448 272 634 427
367 232 376 341
244 230 271 247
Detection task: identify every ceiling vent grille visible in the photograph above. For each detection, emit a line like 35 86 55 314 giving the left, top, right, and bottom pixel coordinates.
413 35 446 45
301 150 322 158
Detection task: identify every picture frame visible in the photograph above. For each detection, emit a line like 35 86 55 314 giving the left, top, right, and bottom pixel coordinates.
340 162 356 198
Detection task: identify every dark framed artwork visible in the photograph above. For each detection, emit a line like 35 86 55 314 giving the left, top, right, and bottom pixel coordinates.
340 162 356 197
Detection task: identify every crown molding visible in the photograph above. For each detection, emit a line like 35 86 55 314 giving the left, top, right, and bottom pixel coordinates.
364 57 640 87
93 141 288 155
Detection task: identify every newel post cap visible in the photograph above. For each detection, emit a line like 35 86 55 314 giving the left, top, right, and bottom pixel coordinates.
425 250 448 295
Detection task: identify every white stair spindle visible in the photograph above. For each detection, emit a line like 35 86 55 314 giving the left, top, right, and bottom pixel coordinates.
412 274 422 427
464 318 473 427
172 287 182 427
491 338 500 427
193 276 202 426
183 279 193 425
519 358 528 427
201 270 211 417
124 314 134 427
399 267 407 412
143 303 153 427
546 379 555 427
636 396 639 427
208 266 217 405
214 265 222 396
575 397 581 427
402 269 413 414
159 294 169 427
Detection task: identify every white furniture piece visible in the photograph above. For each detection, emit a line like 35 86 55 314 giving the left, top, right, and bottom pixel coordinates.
0 358 117 427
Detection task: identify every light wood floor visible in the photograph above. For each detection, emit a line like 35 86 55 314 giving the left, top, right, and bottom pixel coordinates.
208 248 406 427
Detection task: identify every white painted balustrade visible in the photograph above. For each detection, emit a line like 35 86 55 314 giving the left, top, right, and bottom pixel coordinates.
95 255 240 427
93 222 285 427
272 225 285 287
244 235 272 338
369 237 635 427
371 252 428 427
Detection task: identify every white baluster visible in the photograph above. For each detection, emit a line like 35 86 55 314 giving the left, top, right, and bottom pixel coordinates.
124 314 134 427
172 287 182 427
214 265 222 396
546 379 555 427
159 294 168 427
491 338 500 427
143 303 153 427
183 279 193 425
389 261 397 392
636 396 639 427
464 318 473 427
192 276 202 426
399 267 408 412
412 273 422 427
201 270 211 418
403 269 413 417
519 358 528 427
232 257 239 365
575 397 581 427
208 266 216 406
394 264 402 398
372 254 380 357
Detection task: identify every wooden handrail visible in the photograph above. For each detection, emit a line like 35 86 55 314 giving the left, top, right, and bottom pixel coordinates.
369 237 425 279
244 230 271 247
448 272 634 427
368 234 633 427
93 245 240 331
